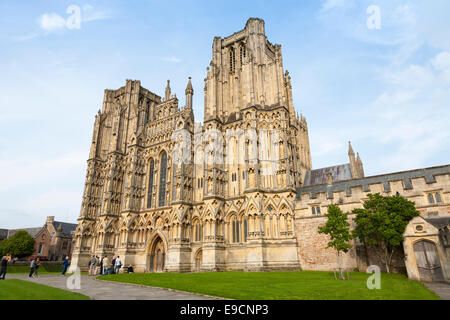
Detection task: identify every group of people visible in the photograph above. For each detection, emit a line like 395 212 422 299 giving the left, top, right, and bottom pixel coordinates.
0 254 70 281
1 254 134 280
89 255 127 276
28 257 41 279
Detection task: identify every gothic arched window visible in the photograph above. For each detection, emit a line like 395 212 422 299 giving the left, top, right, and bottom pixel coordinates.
231 216 240 243
243 218 248 242
428 193 435 204
230 47 235 72
193 220 202 242
435 193 442 203
158 152 168 207
147 159 154 208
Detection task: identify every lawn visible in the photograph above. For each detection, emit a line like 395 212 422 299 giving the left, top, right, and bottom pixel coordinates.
98 271 439 300
0 279 90 300
6 264 64 274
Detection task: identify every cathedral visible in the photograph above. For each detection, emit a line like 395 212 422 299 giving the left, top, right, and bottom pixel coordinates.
70 18 450 282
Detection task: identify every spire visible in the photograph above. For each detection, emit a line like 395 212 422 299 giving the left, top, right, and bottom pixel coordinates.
185 77 193 95
185 77 194 108
356 152 365 178
165 80 171 101
348 141 355 156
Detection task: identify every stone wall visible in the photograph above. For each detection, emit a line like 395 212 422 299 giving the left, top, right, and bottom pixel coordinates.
294 165 450 273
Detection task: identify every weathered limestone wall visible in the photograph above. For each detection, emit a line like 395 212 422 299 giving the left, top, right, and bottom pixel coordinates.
294 165 450 272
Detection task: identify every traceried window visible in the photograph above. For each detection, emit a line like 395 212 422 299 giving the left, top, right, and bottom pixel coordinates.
230 47 235 72
428 193 435 204
240 44 246 62
193 220 202 242
147 159 155 208
158 152 168 207
243 218 248 242
231 216 240 243
145 103 150 124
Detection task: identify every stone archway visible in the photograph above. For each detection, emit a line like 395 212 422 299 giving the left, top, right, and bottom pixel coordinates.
147 235 166 272
194 249 202 272
413 240 444 282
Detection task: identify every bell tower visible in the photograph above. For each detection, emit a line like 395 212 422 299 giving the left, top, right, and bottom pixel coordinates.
204 18 294 122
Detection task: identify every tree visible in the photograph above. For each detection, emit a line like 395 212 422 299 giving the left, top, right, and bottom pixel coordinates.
318 204 353 280
0 230 35 258
352 193 420 273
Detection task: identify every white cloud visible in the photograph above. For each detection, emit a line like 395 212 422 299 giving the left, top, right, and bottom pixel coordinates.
39 13 67 32
36 5 111 35
432 52 450 71
366 51 450 172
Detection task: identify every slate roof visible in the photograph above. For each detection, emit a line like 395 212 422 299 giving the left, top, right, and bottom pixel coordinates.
7 227 42 239
53 221 77 236
297 164 450 200
425 216 450 230
303 163 353 186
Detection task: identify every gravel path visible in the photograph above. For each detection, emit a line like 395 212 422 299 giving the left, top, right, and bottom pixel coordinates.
7 274 221 300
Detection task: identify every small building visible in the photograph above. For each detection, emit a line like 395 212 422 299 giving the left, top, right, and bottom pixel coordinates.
403 216 450 282
2 216 77 261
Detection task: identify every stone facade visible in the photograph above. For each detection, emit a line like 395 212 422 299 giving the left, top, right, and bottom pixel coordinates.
69 18 450 280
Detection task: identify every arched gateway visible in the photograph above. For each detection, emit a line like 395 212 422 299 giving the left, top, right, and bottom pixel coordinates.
147 235 167 272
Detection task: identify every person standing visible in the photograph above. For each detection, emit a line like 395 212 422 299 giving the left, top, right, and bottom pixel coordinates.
62 256 69 276
88 255 97 276
0 255 11 280
29 258 36 278
33 258 41 279
99 256 104 275
111 256 116 274
115 256 122 274
102 256 110 275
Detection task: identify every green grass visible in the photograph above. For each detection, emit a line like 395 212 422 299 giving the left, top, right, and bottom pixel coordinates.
5 265 88 275
0 279 90 300
7 264 64 274
98 271 439 300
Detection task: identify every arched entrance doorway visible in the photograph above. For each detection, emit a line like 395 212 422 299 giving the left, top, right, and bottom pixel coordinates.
148 236 166 272
194 249 202 272
413 240 444 282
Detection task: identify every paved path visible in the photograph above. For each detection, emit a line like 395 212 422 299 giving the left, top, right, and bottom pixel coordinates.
8 274 221 300
424 282 450 300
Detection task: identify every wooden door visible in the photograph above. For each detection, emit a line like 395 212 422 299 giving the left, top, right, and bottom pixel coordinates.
413 240 444 282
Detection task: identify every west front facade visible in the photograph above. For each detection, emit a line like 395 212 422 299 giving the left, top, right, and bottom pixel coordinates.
69 18 450 282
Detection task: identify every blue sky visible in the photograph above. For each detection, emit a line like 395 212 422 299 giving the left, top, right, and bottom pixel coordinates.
1 0 449 228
